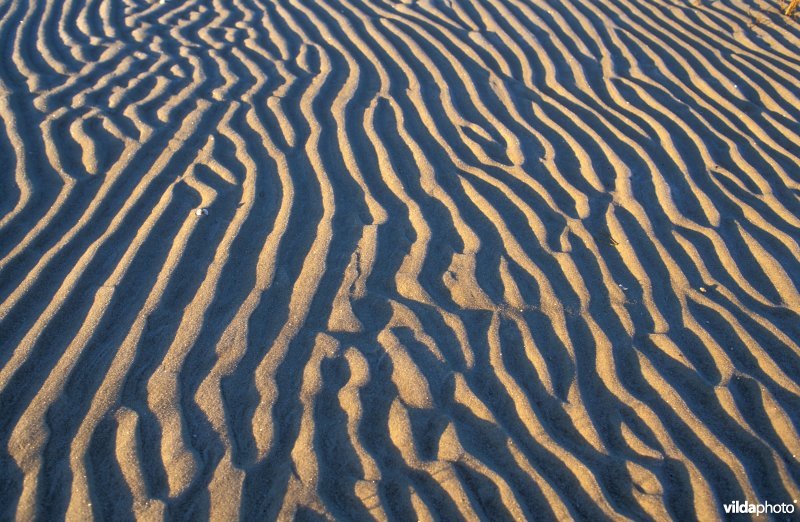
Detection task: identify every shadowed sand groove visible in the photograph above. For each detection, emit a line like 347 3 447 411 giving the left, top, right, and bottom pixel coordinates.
1 0 799 518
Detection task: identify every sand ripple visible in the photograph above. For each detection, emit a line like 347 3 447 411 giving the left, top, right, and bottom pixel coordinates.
1 0 799 519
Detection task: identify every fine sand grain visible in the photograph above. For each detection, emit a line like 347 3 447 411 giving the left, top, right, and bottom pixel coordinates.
1 0 799 519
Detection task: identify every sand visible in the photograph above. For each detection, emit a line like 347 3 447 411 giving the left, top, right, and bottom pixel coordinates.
0 0 799 519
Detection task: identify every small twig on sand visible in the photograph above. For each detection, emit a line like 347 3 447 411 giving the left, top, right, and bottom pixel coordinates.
787 0 799 16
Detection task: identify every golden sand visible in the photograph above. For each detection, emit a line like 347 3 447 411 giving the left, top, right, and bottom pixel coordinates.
0 0 799 519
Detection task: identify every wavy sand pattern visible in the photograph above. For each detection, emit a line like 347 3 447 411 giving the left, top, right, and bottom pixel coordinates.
1 0 799 519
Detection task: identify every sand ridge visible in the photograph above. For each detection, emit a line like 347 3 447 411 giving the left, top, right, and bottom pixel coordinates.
0 0 799 519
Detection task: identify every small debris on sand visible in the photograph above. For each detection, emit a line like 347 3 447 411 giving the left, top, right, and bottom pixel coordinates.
195 208 208 216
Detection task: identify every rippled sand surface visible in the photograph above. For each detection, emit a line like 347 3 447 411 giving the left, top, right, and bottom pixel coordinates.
1 0 799 519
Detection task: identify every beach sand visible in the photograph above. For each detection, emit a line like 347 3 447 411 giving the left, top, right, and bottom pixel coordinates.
1 0 799 519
